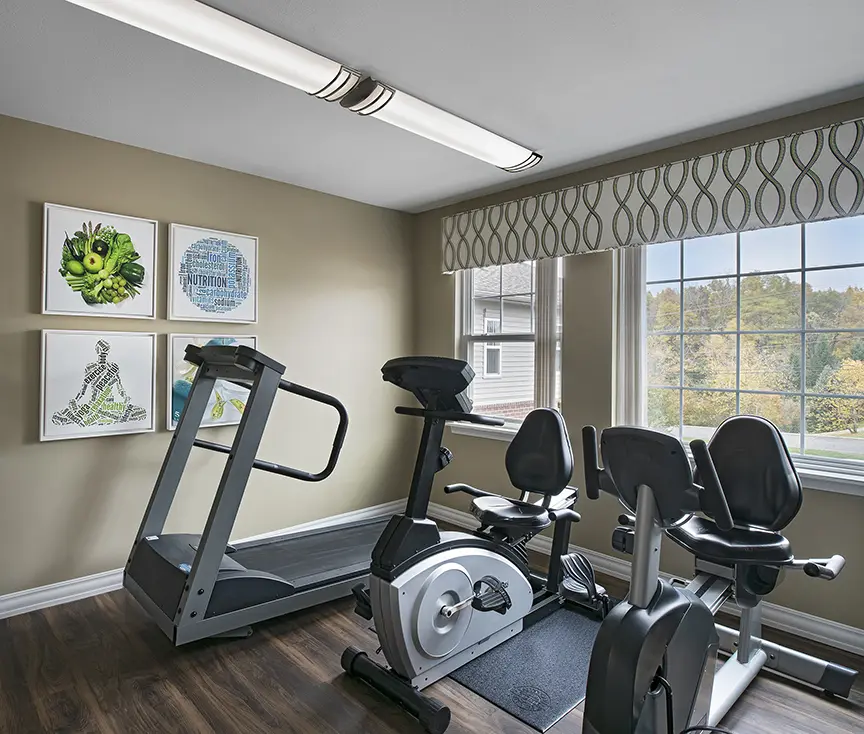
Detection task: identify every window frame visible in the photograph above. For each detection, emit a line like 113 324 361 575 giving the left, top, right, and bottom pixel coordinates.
482 317 502 378
619 231 864 497
455 258 561 438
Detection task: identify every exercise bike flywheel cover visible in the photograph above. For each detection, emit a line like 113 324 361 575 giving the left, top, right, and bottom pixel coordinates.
413 563 473 659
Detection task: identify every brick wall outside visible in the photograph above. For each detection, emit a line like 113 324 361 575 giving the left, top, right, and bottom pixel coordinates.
474 400 535 421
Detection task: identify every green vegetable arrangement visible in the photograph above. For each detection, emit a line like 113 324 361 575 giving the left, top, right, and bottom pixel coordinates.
58 220 146 306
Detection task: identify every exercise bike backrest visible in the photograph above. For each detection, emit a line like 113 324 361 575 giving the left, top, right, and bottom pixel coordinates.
582 415 804 533
698 415 802 530
506 408 574 498
582 424 732 530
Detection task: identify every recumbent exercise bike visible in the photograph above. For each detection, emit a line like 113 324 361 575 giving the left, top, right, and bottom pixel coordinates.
580 416 858 734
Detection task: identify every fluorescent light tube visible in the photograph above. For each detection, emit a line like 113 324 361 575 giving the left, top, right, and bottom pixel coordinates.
63 0 360 100
341 78 541 172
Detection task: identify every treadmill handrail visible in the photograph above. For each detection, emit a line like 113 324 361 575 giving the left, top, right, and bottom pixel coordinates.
394 406 505 426
194 378 349 483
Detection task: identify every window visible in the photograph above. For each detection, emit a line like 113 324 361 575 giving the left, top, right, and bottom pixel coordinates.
639 217 864 480
459 259 562 427
483 318 502 377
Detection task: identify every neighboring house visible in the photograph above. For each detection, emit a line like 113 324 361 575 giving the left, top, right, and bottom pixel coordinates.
471 266 535 420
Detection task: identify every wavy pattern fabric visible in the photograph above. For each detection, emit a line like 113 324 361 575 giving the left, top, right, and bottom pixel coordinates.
441 118 864 272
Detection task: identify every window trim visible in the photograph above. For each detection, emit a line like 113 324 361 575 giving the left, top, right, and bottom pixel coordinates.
619 237 864 496
457 259 560 437
482 317 502 378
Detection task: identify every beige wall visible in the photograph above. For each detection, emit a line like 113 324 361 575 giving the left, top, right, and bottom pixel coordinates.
0 115 416 597
413 99 864 628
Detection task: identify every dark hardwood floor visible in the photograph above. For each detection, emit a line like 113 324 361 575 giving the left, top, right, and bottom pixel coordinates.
0 581 861 734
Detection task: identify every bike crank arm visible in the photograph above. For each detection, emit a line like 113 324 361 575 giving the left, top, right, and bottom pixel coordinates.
439 596 475 619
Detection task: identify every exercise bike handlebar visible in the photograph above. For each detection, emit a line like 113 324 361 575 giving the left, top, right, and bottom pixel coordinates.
689 439 734 532
395 406 505 426
444 484 582 522
444 483 501 499
444 483 539 509
194 378 349 483
803 555 846 580
581 426 617 500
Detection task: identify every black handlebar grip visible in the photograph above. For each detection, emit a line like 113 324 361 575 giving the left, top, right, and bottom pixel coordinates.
275 380 350 481
581 426 602 500
394 406 505 426
804 555 846 580
548 508 582 523
690 439 734 531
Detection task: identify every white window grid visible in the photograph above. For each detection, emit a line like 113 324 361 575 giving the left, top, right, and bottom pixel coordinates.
616 225 864 491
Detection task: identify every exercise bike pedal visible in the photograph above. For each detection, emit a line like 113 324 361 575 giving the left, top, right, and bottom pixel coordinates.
351 583 374 620
560 552 611 618
471 576 512 614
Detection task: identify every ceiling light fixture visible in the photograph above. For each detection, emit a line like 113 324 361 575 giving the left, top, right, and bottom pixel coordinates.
63 0 541 172
63 0 361 101
340 78 541 173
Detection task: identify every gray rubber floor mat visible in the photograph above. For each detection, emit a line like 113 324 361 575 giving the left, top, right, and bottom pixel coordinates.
449 606 601 732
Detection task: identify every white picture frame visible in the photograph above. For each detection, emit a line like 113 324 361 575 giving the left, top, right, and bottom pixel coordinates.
168 223 258 323
42 203 158 319
40 330 157 442
167 334 258 430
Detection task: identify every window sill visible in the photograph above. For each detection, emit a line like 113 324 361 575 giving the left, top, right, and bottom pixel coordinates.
449 422 519 442
795 465 864 497
450 424 864 497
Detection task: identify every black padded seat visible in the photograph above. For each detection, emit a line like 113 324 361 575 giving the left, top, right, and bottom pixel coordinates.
470 496 551 532
667 516 793 566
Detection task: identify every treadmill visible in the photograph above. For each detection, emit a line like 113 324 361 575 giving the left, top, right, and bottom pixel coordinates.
124 344 390 645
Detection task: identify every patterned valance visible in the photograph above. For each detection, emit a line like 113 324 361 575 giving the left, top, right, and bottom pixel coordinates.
441 117 864 272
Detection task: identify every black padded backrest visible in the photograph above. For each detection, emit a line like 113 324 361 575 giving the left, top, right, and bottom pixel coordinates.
700 415 802 530
506 409 574 496
600 426 695 526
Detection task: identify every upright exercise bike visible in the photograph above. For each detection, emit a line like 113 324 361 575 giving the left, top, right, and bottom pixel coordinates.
342 356 583 734
580 416 858 734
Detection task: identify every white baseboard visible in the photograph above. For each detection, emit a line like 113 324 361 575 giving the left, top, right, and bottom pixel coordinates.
0 499 405 622
429 502 864 658
8 498 860 659
0 568 124 621
233 499 404 544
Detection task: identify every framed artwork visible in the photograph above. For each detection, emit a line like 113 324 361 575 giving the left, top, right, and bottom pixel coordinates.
40 330 157 442
168 224 258 323
43 203 157 319
168 334 258 430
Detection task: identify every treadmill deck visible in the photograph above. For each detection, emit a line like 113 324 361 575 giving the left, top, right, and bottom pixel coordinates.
231 517 390 589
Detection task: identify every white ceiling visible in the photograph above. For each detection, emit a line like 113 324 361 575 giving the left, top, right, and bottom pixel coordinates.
2 0 864 212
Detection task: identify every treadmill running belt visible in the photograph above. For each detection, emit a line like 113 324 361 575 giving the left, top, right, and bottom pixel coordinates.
449 606 602 732
231 519 389 589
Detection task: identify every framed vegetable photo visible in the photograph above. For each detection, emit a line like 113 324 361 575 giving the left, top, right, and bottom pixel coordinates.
43 203 157 319
169 224 258 323
40 330 157 442
168 334 258 430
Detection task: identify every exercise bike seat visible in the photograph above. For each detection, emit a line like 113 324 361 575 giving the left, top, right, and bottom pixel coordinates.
470 496 551 531
444 409 572 533
667 415 800 567
667 516 792 565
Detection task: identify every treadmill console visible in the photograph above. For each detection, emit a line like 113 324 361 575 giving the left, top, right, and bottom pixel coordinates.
381 357 474 412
